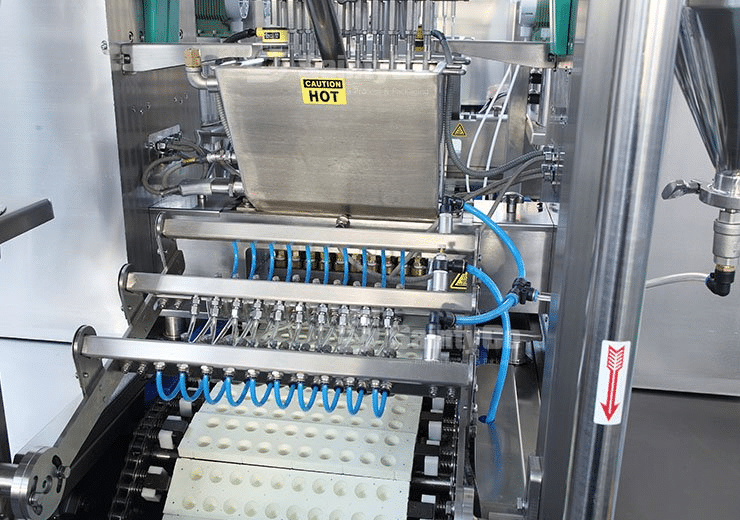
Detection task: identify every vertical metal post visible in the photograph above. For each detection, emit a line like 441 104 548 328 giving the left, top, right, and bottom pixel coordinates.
537 0 682 519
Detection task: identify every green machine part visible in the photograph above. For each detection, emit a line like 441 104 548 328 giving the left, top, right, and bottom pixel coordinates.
143 0 180 43
531 0 578 56
195 1 232 38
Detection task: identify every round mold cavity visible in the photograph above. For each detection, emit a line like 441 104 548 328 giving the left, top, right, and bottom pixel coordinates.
374 516 387 520
196 435 212 447
312 478 328 494
339 450 354 462
392 405 407 415
272 410 286 418
395 394 408 401
264 422 279 434
311 413 324 422
257 441 272 454
298 446 313 458
360 452 376 465
388 420 403 430
253 408 267 417
206 417 220 428
189 466 203 481
229 471 243 485
319 448 333 460
355 483 369 498
330 510 345 520
377 485 391 501
333 481 348 496
209 468 223 483
265 503 280 519
216 437 232 450
202 497 217 512
380 455 396 467
385 435 400 446
352 513 367 520
350 417 364 426
216 404 229 413
308 508 324 520
245 421 259 432
370 419 383 428
336 401 347 410
292 476 306 491
225 419 239 430
330 415 344 424
278 443 292 456
182 496 196 510
223 499 238 515
324 428 338 440
284 424 299 436
271 475 286 489
235 406 247 415
287 505 304 520
250 474 264 487
244 501 259 517
364 433 380 444
304 426 319 438
237 439 252 451
344 431 358 442
292 411 305 420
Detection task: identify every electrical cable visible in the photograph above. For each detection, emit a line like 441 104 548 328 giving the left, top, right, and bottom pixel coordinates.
286 243 293 282
249 242 257 280
223 28 257 43
305 244 312 283
462 168 543 201
322 384 342 412
346 387 365 415
645 272 708 289
268 243 276 280
142 155 182 196
273 380 296 409
485 65 520 174
249 379 273 406
231 241 239 278
371 388 388 418
155 371 180 401
297 382 319 411
342 247 350 285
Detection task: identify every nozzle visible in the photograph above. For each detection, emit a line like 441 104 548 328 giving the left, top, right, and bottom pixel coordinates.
706 265 735 297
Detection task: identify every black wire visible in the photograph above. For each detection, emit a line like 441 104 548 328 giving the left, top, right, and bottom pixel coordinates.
223 28 257 43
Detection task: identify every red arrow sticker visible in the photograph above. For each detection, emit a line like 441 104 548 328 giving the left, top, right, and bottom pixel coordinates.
594 341 631 425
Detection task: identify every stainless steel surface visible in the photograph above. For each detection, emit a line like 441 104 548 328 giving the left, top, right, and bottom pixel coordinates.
0 1 129 341
215 65 443 219
0 200 53 245
444 41 554 69
81 335 474 386
616 390 740 520
121 43 257 72
474 363 540 518
162 214 477 252
125 272 476 312
538 0 683 518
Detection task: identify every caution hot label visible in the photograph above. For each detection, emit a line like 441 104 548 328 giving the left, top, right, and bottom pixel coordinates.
301 78 347 105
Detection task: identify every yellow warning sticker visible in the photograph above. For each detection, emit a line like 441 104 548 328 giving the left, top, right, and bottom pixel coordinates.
450 272 468 290
300 78 347 105
257 27 289 43
452 123 467 138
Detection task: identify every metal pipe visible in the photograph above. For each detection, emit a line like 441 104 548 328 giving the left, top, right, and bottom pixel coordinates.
536 0 682 518
0 463 15 497
305 0 347 67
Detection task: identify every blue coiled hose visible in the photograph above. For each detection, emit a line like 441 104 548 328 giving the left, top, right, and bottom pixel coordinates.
305 244 312 283
179 372 204 402
155 371 180 401
250 379 273 406
202 374 228 404
297 382 319 411
323 246 330 284
286 243 293 282
380 250 387 288
231 241 239 278
463 202 526 278
273 380 296 409
346 387 365 415
400 249 406 288
268 243 276 280
223 377 250 406
248 242 257 280
322 384 342 412
362 248 368 287
371 388 388 418
342 248 350 285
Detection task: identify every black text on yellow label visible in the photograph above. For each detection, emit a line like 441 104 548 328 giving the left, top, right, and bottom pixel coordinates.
301 78 347 105
257 27 289 43
450 272 468 290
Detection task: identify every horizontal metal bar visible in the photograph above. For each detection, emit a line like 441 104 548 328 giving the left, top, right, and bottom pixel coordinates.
81 335 473 386
161 216 477 253
121 43 256 72
444 40 554 69
126 272 475 312
0 199 54 245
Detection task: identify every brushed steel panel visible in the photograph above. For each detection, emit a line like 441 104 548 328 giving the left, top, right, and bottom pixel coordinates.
216 65 443 220
0 1 129 340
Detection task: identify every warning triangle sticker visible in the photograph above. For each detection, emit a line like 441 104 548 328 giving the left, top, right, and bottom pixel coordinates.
452 123 467 138
450 272 468 290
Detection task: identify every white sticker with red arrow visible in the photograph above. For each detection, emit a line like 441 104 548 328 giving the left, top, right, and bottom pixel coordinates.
594 340 631 425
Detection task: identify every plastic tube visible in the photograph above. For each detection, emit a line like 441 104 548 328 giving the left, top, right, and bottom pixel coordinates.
223 377 250 406
346 387 365 415
484 280 511 424
380 250 387 288
231 241 239 278
273 380 296 409
463 202 525 278
201 374 228 404
485 65 521 173
305 244 312 283
286 244 293 282
400 250 406 288
297 382 319 411
322 384 342 412
371 388 388 418
155 371 180 401
342 247 350 285
268 243 276 280
249 242 257 280
179 373 204 402
456 264 518 325
323 246 330 284
362 248 368 287
249 379 273 406
645 272 708 289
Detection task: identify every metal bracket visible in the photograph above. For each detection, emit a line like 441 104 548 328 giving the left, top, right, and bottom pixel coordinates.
661 179 701 200
72 326 104 397
520 455 543 520
118 264 145 325
10 448 68 520
443 40 555 69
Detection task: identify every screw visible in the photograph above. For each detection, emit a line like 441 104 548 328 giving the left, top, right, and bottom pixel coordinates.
100 40 108 52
